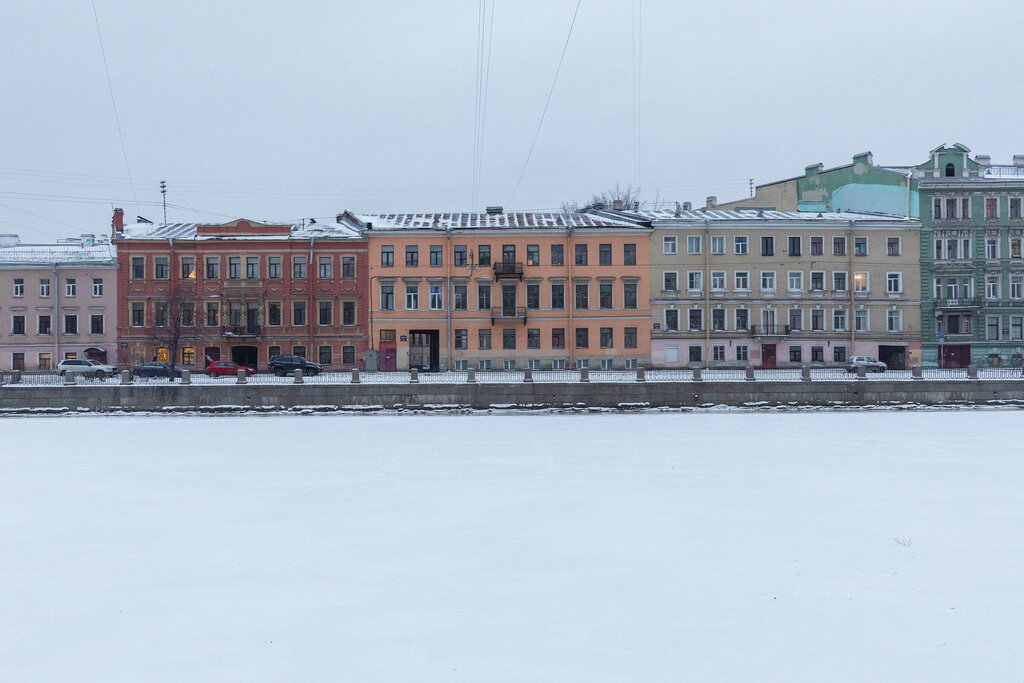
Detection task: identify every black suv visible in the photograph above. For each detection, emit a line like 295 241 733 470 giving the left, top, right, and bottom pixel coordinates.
133 361 183 379
267 354 322 376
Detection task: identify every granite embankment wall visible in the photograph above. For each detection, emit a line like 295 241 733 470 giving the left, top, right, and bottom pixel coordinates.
2 381 1024 411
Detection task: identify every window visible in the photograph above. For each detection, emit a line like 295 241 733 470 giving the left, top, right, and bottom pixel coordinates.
478 359 492 371
181 305 194 327
688 309 702 331
986 238 998 260
131 304 144 327
550 283 564 309
687 271 702 292
292 346 307 359
1012 274 1023 299
734 235 748 254
600 327 613 348
712 309 725 331
625 327 637 348
787 271 803 292
1011 198 1023 219
378 284 394 310
38 353 52 371
624 243 636 265
687 235 701 255
319 346 333 365
833 272 848 292
600 358 614 370
575 283 589 309
761 236 774 256
810 346 823 363
599 283 612 309
736 345 748 362
663 236 677 254
810 236 823 255
575 358 589 370
887 272 902 293
887 309 902 333
735 271 749 290
887 237 901 256
205 302 218 326
552 328 565 349
833 236 846 256
341 257 355 279
663 271 678 292
342 301 355 325
39 278 50 297
154 257 169 280
932 197 942 219
65 278 76 297
833 309 847 331
987 315 1000 340
405 284 419 310
986 274 1000 299
1013 238 1023 259
314 256 329 279
854 272 868 292
429 285 443 310
789 346 802 363
62 314 77 335
575 244 588 266
267 257 281 279
854 236 867 256
575 327 589 348
1013 316 1024 340
406 245 418 266
454 245 467 266
945 162 956 177
711 271 725 291
131 257 145 279
549 244 562 266
227 303 240 327
665 309 679 331
811 309 824 331
598 243 611 265
735 309 749 330
454 285 468 310
962 197 971 218
810 271 824 291
761 271 776 292
318 301 332 325
228 257 241 279
788 236 801 256
268 303 281 326
527 284 541 309
293 301 307 325
854 309 868 332
527 328 540 349
11 278 24 297
986 197 999 219
454 329 468 349
478 284 491 309
36 314 51 335
430 245 443 267
90 314 104 334
689 346 702 363
502 244 516 264
478 329 491 350
380 245 395 267
179 257 196 280
711 235 725 255
206 257 220 279
623 283 637 309
945 198 958 219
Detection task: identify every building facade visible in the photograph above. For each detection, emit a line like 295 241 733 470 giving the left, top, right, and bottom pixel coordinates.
347 211 652 371
593 208 921 369
0 233 119 371
113 210 369 370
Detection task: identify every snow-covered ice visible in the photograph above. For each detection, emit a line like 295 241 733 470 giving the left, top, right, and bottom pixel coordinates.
1 413 1022 680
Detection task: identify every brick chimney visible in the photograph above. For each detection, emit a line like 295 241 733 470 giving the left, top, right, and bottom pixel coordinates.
706 196 717 209
112 207 124 234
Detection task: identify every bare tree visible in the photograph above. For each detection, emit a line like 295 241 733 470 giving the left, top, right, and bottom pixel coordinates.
561 183 645 213
149 280 202 374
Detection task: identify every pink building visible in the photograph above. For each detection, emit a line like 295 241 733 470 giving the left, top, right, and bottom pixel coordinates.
0 233 119 371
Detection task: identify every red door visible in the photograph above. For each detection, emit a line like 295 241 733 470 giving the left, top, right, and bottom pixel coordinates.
761 344 777 369
379 342 397 372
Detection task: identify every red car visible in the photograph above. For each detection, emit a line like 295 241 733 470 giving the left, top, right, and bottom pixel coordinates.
206 360 256 378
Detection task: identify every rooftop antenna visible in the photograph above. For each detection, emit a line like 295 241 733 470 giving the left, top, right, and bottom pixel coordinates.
160 180 167 226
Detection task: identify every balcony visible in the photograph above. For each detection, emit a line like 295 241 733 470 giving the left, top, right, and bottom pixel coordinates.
222 278 264 290
934 298 983 310
491 306 527 324
222 324 261 338
750 324 790 337
493 261 524 280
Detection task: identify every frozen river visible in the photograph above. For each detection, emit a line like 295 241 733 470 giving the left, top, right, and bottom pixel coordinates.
2 412 1022 681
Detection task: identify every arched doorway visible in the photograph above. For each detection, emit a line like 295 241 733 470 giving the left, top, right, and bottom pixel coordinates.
231 345 259 369
85 347 107 363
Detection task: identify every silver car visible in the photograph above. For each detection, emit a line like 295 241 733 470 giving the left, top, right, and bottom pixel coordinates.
846 356 887 373
57 358 118 378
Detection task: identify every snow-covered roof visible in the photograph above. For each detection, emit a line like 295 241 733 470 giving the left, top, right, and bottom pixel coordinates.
982 166 1024 179
120 220 362 240
0 239 116 266
349 212 641 231
607 208 910 222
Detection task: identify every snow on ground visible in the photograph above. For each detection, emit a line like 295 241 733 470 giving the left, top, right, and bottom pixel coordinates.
1 413 1022 681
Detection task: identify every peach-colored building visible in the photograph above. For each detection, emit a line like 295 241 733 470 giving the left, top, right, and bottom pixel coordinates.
342 211 651 371
0 233 119 371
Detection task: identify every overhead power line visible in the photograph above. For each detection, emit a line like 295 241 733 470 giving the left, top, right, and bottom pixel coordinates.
91 1 137 210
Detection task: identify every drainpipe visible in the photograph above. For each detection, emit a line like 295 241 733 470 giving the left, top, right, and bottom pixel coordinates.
849 220 856 353
905 171 913 218
567 226 574 367
52 263 59 367
445 226 452 371
308 236 315 360
704 218 711 363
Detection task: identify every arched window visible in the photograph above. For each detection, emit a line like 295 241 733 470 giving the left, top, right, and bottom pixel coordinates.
945 162 955 177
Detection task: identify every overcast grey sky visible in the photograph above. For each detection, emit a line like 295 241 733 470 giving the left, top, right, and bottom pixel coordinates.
3 0 1024 242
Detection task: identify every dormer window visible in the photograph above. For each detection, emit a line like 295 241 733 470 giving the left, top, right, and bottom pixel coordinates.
945 162 955 177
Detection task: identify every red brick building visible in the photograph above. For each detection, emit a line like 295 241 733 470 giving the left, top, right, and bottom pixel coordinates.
113 209 369 371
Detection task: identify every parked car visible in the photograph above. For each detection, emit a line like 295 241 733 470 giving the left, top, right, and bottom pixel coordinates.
847 356 887 373
206 360 256 378
133 361 182 379
57 358 118 378
267 354 321 377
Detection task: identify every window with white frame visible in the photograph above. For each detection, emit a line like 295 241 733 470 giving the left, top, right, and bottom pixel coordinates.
687 235 701 254
811 308 824 331
687 271 702 292
405 284 419 309
1012 237 1023 258
65 278 76 297
887 308 902 332
713 345 726 361
986 274 1000 299
810 236 824 255
833 308 847 331
854 236 868 256
886 237 901 256
711 271 725 290
92 278 103 296
735 271 749 290
1011 274 1023 299
833 271 847 292
662 271 678 292
429 285 444 310
1012 316 1024 340
985 197 999 219
711 235 725 254
712 308 726 331
665 309 679 331
761 271 776 292
734 235 748 254
986 238 999 259
788 235 801 256
810 271 825 291
663 235 677 254
854 272 869 292
13 278 24 297
788 308 802 331
735 308 749 330
736 344 749 362
39 278 50 297
854 309 868 332
887 272 902 293
1010 198 1022 219
787 271 803 291
935 237 971 260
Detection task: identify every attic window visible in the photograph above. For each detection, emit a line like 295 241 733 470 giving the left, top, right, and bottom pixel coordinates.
945 163 955 177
